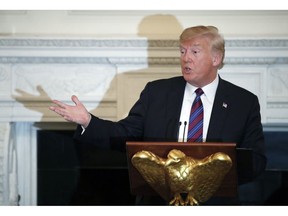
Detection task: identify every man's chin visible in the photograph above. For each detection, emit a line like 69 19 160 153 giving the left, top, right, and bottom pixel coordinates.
183 74 195 82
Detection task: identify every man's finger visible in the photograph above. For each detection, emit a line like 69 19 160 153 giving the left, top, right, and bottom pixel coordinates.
51 100 66 109
71 95 81 106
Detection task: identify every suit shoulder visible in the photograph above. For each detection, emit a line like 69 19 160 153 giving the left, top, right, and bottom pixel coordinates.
146 76 185 88
221 78 257 99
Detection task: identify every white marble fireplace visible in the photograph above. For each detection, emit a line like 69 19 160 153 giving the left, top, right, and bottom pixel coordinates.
0 37 287 205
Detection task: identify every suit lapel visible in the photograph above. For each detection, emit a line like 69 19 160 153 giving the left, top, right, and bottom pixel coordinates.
206 77 230 141
165 77 186 140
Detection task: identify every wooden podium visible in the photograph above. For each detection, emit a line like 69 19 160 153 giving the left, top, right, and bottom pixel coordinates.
126 142 238 198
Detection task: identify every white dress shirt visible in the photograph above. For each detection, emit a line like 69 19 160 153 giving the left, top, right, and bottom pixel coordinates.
178 75 219 142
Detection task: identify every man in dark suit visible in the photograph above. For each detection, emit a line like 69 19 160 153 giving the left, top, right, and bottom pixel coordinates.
49 25 266 204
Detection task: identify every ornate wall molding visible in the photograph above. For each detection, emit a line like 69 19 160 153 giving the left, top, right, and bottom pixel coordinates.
0 57 110 64
1 56 288 65
0 37 287 123
1 38 288 48
1 38 287 66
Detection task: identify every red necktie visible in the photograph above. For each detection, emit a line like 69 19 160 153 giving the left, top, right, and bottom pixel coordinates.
187 88 204 142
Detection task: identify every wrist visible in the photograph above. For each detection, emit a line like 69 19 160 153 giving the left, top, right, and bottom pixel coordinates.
82 113 91 128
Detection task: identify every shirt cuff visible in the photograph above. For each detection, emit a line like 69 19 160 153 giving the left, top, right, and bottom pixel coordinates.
81 125 85 135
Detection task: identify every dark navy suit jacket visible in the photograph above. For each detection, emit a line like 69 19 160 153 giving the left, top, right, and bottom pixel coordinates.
74 75 266 183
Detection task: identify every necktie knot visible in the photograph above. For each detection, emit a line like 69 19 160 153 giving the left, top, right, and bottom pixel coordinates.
195 88 204 97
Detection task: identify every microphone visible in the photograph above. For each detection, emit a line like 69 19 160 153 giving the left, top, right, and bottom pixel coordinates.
177 121 182 141
182 121 187 142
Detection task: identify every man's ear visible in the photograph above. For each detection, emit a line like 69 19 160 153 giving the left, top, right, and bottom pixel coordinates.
212 52 222 67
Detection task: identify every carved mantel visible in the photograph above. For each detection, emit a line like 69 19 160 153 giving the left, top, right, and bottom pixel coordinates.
0 37 287 205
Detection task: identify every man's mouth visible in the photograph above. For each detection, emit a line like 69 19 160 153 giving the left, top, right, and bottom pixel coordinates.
184 66 192 72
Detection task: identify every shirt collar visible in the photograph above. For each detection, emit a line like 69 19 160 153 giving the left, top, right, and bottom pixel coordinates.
186 75 219 103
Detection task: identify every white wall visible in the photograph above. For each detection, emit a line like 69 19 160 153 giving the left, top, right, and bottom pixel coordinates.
0 10 288 38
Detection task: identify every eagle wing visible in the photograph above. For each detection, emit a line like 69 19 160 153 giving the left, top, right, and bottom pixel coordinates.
188 152 232 203
131 150 170 200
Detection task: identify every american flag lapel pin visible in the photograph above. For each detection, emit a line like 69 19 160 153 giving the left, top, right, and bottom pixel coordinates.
222 102 228 108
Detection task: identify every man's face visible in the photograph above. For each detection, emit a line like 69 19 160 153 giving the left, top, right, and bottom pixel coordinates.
180 36 218 87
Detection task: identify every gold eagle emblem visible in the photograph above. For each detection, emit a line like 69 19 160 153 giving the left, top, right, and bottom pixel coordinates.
131 149 232 205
